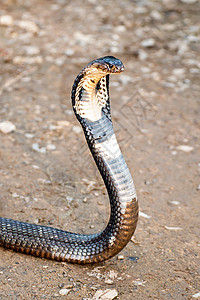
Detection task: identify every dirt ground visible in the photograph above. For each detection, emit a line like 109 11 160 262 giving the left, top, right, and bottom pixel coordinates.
0 0 200 299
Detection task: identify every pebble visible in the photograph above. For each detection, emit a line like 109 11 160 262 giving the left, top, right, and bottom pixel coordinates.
139 211 151 219
164 226 183 231
55 56 66 66
192 292 200 298
141 67 151 73
117 255 124 260
13 56 43 65
24 46 40 55
0 121 16 133
59 288 71 296
162 24 176 31
172 68 185 76
190 68 200 74
135 6 148 14
104 278 114 285
133 280 146 286
115 25 126 33
180 0 197 3
169 201 180 205
0 15 14 26
64 49 75 56
176 145 194 152
12 193 20 198
141 38 155 48
46 144 56 151
185 59 200 68
72 125 82 134
138 49 148 61
92 289 118 300
171 150 177 156
103 270 118 285
150 10 162 21
25 133 35 138
16 20 39 33
32 143 46 153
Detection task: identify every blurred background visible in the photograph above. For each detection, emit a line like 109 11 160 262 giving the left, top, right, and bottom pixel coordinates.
0 0 200 299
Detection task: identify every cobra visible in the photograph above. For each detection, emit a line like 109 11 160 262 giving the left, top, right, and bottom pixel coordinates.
0 56 139 264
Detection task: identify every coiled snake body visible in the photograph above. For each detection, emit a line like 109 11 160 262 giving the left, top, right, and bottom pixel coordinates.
0 56 138 264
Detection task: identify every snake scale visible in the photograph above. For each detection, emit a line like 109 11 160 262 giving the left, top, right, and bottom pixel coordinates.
0 56 139 264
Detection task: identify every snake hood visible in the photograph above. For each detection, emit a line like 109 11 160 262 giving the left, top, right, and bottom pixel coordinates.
72 56 124 122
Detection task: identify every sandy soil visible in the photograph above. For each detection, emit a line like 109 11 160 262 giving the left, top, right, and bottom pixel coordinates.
0 0 200 299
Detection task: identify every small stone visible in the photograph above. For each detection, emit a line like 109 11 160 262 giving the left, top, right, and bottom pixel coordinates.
135 7 148 14
162 24 176 31
141 67 151 73
0 15 14 26
192 292 200 298
64 110 73 116
180 0 197 3
117 255 124 260
25 133 35 139
104 279 114 285
45 56 54 63
171 151 177 155
115 25 126 33
163 82 176 88
131 236 140 244
0 121 16 133
187 35 200 42
92 289 118 300
46 144 56 151
24 46 40 55
64 49 75 56
55 56 66 66
32 143 46 153
169 201 180 205
66 196 73 203
107 270 118 280
141 38 155 48
59 288 71 296
133 280 146 286
190 68 200 74
196 185 200 191
176 145 194 152
144 180 151 185
13 56 43 65
16 20 39 33
139 211 151 219
164 226 183 231
72 126 82 134
172 68 185 76
12 193 20 198
138 49 148 61
150 10 162 21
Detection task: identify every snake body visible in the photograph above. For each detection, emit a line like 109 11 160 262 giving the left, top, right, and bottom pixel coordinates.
0 56 138 264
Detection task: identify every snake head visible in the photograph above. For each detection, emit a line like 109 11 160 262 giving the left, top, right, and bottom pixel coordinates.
86 56 124 75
